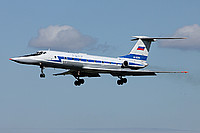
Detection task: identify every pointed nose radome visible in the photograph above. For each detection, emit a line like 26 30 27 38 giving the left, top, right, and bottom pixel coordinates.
9 56 39 65
9 57 25 63
9 57 18 62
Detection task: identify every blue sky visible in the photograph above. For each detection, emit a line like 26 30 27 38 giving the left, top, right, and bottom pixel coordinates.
1 0 200 133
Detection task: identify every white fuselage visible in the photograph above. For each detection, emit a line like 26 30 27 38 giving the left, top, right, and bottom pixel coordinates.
11 50 146 71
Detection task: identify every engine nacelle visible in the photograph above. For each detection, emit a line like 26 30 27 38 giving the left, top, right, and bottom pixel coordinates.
121 60 145 70
121 60 128 68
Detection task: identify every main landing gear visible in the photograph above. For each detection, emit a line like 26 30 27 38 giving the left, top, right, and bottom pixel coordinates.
117 76 127 85
74 71 85 86
40 64 45 78
74 78 85 86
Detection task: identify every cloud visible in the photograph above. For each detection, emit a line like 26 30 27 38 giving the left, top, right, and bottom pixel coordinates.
29 25 97 51
160 24 200 50
85 42 116 54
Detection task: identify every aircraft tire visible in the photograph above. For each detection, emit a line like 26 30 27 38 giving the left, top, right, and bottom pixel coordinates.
122 78 127 83
117 80 123 85
79 79 84 84
74 80 81 86
40 73 45 78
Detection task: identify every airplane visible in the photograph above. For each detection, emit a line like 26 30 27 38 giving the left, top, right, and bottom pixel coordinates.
9 36 188 86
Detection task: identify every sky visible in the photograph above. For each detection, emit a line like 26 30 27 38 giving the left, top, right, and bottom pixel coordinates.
1 0 200 133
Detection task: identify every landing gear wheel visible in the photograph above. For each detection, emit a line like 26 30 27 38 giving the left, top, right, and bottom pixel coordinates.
40 73 45 78
117 76 127 85
74 80 81 86
79 79 84 84
117 80 123 85
122 78 127 83
74 78 85 86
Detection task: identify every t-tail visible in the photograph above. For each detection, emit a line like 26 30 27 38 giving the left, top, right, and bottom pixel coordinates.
119 36 186 68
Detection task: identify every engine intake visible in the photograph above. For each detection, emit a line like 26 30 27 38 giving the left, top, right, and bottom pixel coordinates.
122 60 128 68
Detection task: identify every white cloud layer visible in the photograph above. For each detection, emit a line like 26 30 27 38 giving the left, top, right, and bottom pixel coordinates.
160 24 200 50
29 25 97 50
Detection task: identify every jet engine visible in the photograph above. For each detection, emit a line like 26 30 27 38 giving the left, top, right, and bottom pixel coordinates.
121 60 128 68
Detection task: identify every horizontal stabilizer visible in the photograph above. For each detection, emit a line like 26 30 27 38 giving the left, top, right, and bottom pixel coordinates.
131 36 187 41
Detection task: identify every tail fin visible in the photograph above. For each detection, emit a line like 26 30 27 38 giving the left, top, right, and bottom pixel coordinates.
119 36 186 62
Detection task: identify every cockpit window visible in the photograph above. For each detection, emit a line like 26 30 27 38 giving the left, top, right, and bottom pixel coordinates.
22 51 46 57
36 51 46 55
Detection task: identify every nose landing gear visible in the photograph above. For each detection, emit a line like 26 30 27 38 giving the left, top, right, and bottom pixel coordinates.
40 64 45 78
40 73 45 78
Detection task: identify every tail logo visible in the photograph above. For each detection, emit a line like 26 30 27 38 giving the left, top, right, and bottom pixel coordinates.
137 46 145 51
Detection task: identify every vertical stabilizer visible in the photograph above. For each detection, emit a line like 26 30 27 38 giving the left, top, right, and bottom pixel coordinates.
129 38 152 58
119 36 154 62
119 36 186 62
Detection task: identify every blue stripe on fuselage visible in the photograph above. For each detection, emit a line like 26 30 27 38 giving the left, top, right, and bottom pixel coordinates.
49 56 65 62
119 54 147 61
48 56 144 67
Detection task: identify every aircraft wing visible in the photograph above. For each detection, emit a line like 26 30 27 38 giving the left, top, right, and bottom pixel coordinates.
53 67 188 77
82 67 187 76
111 70 187 77
54 67 187 77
